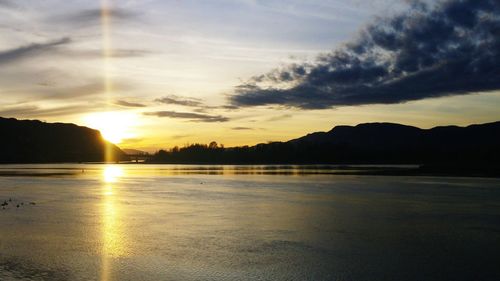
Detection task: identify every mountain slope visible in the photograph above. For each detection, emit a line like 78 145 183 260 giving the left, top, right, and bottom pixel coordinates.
148 121 500 165
0 117 128 163
287 121 500 164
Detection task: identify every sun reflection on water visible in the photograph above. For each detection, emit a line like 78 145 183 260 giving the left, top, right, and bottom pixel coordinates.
101 165 127 281
103 166 124 183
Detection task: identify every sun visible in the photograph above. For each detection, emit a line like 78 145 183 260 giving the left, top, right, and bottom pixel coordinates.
83 112 138 144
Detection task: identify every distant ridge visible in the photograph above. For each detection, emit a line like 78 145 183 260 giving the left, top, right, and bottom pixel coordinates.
286 121 500 164
148 121 500 166
0 117 128 163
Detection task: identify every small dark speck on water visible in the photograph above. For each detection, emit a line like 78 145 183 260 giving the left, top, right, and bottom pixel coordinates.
1 198 36 210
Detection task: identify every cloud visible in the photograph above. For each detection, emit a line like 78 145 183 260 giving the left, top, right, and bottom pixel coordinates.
41 81 107 100
50 7 139 25
104 49 153 58
155 95 243 115
0 105 39 117
231 127 253 130
71 48 155 59
0 74 134 102
230 0 500 109
121 138 144 144
155 95 203 107
170 134 191 139
0 37 71 65
0 103 107 119
155 95 240 114
115 100 147 108
144 111 229 122
267 114 292 121
0 0 16 8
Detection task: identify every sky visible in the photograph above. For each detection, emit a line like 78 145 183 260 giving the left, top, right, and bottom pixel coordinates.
0 0 499 151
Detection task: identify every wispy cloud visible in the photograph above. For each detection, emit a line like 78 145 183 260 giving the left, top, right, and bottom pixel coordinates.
155 95 203 107
231 127 253 130
170 134 191 139
103 49 153 58
0 37 71 65
155 95 239 114
49 7 139 26
62 48 154 59
230 0 500 109
41 81 106 100
0 105 38 118
144 111 229 122
0 103 107 119
115 100 147 108
0 0 16 8
267 114 292 121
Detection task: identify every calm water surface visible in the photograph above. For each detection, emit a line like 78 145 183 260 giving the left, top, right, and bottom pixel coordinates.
0 164 499 281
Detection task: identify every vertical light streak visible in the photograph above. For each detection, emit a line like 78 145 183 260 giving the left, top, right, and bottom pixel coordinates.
100 0 120 279
101 0 113 98
100 0 115 164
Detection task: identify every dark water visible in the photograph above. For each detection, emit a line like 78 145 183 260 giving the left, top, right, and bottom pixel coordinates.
0 164 499 281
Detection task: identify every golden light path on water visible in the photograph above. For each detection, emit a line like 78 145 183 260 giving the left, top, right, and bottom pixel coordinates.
101 165 126 281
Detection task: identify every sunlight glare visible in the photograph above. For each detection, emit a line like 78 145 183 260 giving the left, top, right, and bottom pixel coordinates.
103 165 124 183
83 112 138 144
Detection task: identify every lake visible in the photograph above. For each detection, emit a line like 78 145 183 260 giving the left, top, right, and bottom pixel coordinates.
0 164 499 281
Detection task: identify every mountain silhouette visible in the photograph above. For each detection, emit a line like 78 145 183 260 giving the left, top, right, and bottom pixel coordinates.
287 122 500 164
0 117 128 163
148 121 500 166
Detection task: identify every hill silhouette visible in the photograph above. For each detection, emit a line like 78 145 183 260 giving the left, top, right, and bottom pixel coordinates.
148 121 500 167
0 117 128 163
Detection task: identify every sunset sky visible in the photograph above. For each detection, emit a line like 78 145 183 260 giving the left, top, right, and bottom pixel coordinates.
1 0 499 151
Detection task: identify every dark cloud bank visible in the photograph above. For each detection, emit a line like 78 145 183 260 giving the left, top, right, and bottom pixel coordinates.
230 0 500 109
